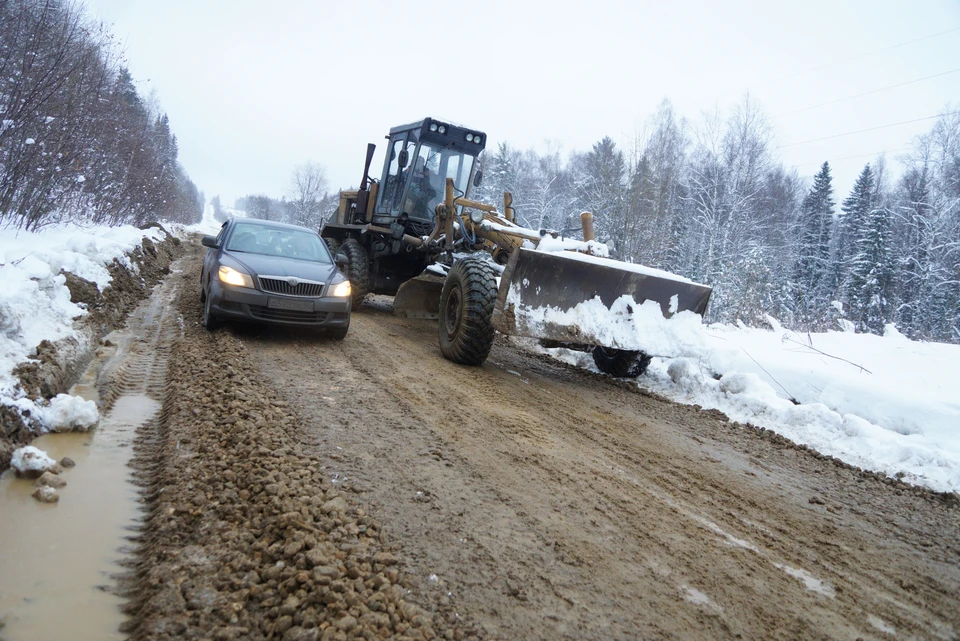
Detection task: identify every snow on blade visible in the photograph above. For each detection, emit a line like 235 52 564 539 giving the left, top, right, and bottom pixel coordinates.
509 287 707 355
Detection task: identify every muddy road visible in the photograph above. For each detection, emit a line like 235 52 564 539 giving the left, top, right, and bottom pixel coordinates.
79 246 960 640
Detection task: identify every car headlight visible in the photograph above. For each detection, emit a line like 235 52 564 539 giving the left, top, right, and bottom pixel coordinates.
331 280 352 297
218 265 254 288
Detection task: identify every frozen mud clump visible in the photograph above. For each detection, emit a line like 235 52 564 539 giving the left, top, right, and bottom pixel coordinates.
32 485 59 503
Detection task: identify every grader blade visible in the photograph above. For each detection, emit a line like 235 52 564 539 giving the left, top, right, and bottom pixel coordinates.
492 248 712 349
392 271 446 319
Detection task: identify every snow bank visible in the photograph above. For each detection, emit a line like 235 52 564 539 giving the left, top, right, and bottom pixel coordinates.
535 295 960 494
0 223 164 432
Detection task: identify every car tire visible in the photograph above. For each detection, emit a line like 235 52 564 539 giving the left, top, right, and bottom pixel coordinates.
327 325 348 340
339 238 370 311
438 256 497 366
202 292 220 330
592 346 651 377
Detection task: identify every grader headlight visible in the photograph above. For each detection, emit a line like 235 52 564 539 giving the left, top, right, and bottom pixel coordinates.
469 210 484 224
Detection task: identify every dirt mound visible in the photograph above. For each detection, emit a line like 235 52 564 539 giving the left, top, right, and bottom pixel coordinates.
125 264 476 640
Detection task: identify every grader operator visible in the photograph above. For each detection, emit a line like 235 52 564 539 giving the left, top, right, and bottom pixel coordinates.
320 117 712 377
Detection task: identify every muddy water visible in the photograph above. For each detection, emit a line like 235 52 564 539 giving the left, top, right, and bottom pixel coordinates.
0 262 182 641
0 396 158 640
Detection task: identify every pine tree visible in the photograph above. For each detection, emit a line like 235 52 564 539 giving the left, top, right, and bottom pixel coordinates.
793 162 834 326
846 202 895 333
835 164 874 308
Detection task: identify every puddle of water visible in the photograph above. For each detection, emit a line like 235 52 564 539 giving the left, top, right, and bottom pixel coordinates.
0 394 159 641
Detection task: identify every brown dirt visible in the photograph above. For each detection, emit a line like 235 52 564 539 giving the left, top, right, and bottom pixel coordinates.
122 246 959 640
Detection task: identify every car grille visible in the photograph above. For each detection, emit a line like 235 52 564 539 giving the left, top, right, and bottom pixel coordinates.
249 306 330 323
258 276 324 297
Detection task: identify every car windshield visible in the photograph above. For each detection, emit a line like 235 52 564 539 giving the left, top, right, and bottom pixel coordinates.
226 223 331 263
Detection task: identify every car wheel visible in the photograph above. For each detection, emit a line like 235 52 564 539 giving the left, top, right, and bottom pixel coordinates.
327 325 348 340
202 293 220 330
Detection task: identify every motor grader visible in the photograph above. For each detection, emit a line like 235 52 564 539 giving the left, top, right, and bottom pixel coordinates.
320 117 712 376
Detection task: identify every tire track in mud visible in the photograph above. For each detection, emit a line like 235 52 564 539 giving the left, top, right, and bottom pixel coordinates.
246 297 960 640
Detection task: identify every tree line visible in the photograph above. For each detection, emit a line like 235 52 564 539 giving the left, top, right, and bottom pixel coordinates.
471 100 960 343
230 162 337 230
0 0 202 230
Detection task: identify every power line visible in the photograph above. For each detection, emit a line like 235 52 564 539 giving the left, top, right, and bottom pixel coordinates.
744 26 960 94
794 147 912 168
777 112 960 148
774 68 960 118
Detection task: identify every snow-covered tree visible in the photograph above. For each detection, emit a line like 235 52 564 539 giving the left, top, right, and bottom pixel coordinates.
792 162 835 327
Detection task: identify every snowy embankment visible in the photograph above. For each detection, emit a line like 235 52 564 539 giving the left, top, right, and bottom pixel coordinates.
0 223 167 433
536 296 960 495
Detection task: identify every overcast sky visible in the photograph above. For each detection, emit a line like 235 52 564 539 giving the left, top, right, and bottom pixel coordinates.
83 0 960 207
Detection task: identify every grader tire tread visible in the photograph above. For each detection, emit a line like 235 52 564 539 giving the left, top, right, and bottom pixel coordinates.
339 238 370 311
439 257 498 366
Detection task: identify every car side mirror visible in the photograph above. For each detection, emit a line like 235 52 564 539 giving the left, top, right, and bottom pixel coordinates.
335 252 348 269
201 235 219 248
473 170 483 187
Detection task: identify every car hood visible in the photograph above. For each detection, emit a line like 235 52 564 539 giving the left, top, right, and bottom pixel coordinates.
227 252 338 282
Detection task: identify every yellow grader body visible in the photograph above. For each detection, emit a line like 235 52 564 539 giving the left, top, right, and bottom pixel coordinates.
320 118 712 376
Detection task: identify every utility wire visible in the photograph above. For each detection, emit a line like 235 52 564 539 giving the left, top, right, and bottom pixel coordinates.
737 26 960 95
778 111 960 148
794 147 912 168
774 68 960 118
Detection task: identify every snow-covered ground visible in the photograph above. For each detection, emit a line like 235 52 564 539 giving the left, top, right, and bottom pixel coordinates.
0 223 167 432
537 298 960 494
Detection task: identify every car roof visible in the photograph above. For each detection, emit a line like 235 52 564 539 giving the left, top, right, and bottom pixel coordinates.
229 218 319 234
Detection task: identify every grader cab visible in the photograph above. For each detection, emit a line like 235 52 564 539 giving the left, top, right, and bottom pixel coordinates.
321 117 712 376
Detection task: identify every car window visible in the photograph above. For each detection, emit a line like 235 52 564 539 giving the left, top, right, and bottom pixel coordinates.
226 223 331 263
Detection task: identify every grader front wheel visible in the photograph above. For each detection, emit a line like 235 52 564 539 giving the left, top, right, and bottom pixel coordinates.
438 257 498 365
339 238 370 311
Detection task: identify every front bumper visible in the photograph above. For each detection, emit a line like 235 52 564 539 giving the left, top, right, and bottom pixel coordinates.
208 281 350 328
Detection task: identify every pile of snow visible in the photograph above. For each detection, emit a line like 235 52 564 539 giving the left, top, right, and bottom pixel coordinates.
10 445 56 475
38 393 99 432
0 223 164 432
537 298 960 494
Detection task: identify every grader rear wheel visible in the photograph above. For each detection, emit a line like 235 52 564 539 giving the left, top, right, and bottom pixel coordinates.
438 257 498 366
